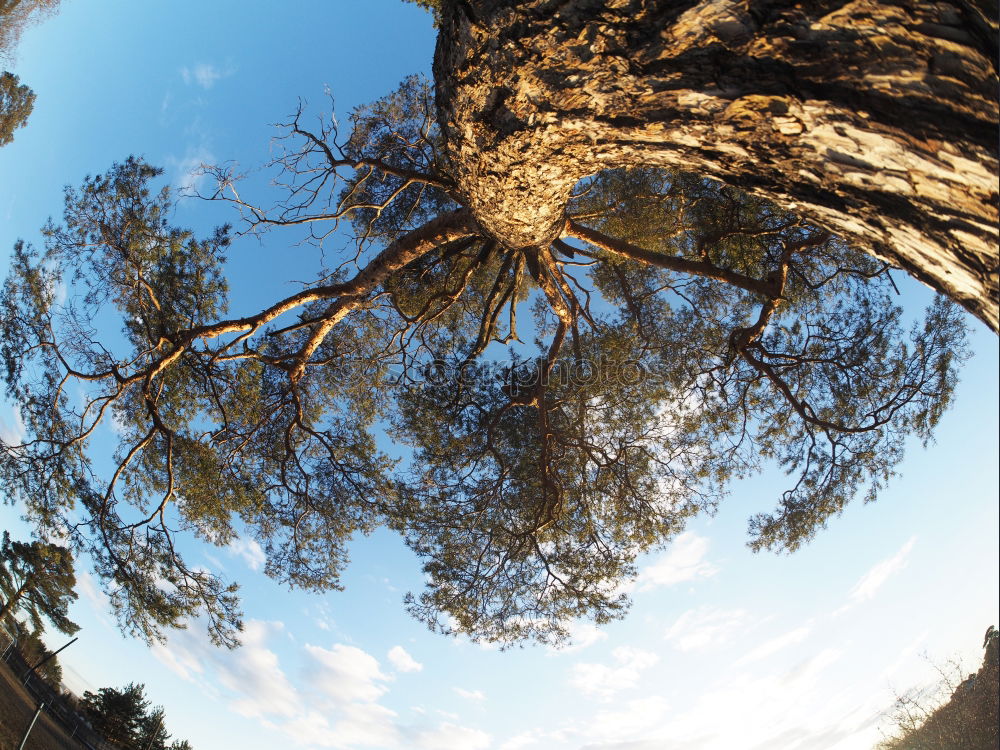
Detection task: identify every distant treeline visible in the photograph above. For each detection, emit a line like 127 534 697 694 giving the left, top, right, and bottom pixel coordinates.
877 626 999 750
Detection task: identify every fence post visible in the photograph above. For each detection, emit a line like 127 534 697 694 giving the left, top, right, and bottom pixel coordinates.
17 701 45 750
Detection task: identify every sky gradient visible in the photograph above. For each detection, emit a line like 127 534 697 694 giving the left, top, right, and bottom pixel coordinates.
1 3 997 749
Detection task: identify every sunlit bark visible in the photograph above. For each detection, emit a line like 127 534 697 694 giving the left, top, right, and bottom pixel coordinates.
434 0 999 329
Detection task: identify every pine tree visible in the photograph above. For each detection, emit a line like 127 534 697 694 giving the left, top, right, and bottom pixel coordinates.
0 71 34 147
0 532 79 635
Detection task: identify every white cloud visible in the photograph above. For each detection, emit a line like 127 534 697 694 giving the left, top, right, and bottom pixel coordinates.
500 696 668 750
227 536 265 571
387 645 423 673
287 702 401 749
166 146 215 194
151 637 205 682
281 710 337 747
569 646 660 701
782 647 844 688
574 646 847 750
664 607 750 652
638 532 718 590
150 619 298 721
180 61 235 89
73 570 116 630
151 621 292 722
76 570 108 609
453 687 486 702
848 537 917 603
414 722 491 750
305 643 391 706
581 695 671 743
547 620 608 655
221 620 299 719
332 702 402 748
0 405 26 445
150 624 423 748
736 625 812 665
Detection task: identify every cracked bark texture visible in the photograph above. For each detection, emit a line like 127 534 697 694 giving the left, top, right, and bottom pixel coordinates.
433 0 999 330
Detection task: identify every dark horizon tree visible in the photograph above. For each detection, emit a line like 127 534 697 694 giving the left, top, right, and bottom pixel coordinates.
0 0 992 649
81 682 193 750
81 683 149 747
878 626 999 749
1 615 65 686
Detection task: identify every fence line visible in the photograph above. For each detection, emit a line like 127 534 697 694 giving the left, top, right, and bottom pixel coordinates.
0 628 118 750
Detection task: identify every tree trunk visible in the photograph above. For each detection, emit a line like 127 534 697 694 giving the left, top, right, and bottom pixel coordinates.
433 0 999 330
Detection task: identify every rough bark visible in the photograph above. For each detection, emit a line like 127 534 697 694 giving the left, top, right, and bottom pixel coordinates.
433 0 999 330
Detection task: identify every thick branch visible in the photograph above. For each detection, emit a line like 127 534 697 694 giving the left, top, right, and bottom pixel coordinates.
435 0 999 329
565 219 775 298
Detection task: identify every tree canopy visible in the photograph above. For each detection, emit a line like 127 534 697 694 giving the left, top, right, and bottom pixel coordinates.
0 530 79 635
0 0 62 62
0 66 970 648
0 71 34 147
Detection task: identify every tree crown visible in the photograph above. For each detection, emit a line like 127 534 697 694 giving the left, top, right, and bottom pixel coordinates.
0 75 969 648
0 531 79 635
0 71 35 147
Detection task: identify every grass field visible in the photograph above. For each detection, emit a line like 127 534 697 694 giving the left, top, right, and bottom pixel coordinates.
0 657 84 750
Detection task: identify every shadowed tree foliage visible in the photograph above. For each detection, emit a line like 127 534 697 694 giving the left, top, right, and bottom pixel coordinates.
1 615 64 685
877 627 999 750
82 683 149 747
0 68 970 647
0 71 34 147
81 682 192 750
0 531 79 635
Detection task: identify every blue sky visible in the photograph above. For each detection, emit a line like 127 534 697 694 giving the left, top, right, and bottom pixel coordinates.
0 2 997 749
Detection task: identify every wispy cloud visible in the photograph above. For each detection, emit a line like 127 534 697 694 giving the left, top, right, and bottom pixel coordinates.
736 625 812 666
305 643 391 705
180 61 236 90
453 687 486 702
285 703 400 749
224 621 300 719
75 571 114 628
576 695 671 744
547 620 608 655
165 146 215 194
0 405 26 445
664 607 751 652
569 646 660 701
227 537 265 571
387 645 423 673
150 624 489 750
638 532 718 590
515 641 858 750
413 722 490 750
848 537 917 604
